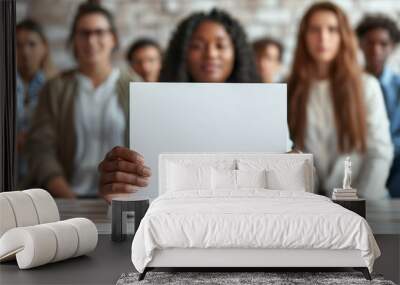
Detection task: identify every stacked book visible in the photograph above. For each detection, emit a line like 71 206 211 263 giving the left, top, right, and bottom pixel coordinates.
332 188 358 200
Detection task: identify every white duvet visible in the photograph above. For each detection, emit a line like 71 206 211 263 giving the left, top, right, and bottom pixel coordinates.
131 190 380 273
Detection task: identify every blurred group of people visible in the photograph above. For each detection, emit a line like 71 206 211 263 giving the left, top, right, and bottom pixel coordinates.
15 1 400 201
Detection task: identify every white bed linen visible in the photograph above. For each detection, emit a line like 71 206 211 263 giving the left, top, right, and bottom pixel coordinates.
131 190 380 273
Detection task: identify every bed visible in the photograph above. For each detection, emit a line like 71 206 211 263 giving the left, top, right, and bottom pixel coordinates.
131 153 380 280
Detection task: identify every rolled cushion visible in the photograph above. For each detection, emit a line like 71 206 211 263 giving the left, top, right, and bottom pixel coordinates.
0 189 60 239
23 189 59 224
0 196 17 237
63 218 98 257
0 218 97 269
0 192 39 227
42 221 79 262
0 226 57 268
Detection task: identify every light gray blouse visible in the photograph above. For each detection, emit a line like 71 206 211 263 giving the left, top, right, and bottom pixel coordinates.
304 73 393 199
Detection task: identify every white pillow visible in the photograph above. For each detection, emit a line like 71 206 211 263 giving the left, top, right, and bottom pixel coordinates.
167 162 212 191
237 169 268 188
238 159 308 191
211 169 268 190
267 167 306 191
211 168 236 190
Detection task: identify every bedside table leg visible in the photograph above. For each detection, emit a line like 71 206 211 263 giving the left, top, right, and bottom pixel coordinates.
111 201 124 242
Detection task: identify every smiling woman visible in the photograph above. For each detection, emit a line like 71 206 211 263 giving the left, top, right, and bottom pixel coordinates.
24 2 141 199
186 20 235 83
159 9 260 83
97 9 261 201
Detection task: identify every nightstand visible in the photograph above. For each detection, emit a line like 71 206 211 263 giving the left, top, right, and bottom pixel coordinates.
332 199 366 218
111 197 149 242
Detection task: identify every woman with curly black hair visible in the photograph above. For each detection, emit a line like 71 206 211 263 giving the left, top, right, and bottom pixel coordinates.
97 9 262 201
160 9 260 83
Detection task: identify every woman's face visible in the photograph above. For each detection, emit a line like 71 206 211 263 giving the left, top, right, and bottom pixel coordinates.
74 13 116 67
16 29 47 77
187 20 235 82
305 10 341 66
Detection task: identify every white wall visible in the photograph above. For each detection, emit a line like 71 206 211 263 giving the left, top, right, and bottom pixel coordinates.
16 0 400 76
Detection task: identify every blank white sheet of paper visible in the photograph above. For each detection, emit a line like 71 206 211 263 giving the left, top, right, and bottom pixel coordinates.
129 83 288 197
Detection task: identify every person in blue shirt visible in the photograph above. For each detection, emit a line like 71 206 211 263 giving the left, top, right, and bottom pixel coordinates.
356 14 400 197
16 19 57 186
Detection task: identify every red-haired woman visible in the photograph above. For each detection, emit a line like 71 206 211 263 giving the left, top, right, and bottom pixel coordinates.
288 2 393 199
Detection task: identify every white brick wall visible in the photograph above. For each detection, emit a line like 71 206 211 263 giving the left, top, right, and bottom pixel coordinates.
16 0 400 75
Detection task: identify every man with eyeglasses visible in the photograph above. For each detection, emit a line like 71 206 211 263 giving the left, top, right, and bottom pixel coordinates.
25 2 141 199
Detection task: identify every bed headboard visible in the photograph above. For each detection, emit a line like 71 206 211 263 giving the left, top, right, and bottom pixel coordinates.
158 153 314 195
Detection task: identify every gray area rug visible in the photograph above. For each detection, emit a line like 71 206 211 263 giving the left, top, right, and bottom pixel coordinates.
116 272 396 285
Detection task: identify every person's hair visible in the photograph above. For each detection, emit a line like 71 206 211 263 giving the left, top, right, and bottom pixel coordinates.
126 38 162 63
67 2 119 55
288 1 367 153
16 19 57 78
252 37 284 62
159 8 260 83
356 14 400 44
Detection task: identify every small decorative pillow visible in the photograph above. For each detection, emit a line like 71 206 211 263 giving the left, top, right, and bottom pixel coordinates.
267 166 306 191
238 159 308 191
211 169 268 190
167 162 212 191
211 168 236 190
236 169 268 189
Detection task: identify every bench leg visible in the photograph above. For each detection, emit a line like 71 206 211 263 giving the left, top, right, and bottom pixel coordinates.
354 267 371 280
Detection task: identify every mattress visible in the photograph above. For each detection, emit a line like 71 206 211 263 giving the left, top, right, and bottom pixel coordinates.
131 189 380 273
